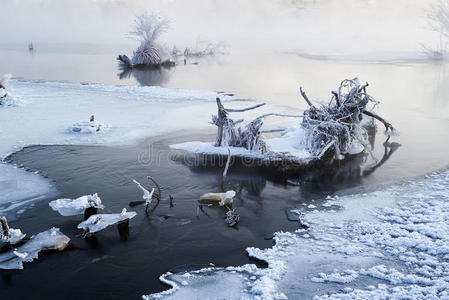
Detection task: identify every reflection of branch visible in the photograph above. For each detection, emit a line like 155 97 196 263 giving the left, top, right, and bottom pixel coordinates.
363 140 401 177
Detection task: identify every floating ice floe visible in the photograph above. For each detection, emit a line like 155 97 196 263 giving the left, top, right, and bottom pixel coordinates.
0 216 26 245
68 115 105 134
77 208 137 235
49 193 104 216
0 228 70 270
199 190 236 206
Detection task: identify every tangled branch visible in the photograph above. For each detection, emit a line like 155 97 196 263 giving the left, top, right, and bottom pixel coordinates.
300 78 395 159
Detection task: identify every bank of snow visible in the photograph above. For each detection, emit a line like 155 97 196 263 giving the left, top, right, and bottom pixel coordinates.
0 79 298 217
170 126 312 163
144 169 449 299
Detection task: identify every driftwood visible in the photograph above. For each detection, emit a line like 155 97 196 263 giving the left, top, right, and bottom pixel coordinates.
212 98 268 153
212 98 302 154
300 78 395 159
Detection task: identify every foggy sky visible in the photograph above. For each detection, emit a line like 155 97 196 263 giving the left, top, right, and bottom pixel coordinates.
0 0 439 55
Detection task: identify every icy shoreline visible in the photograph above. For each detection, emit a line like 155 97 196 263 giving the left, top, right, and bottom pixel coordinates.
0 79 268 216
144 169 449 299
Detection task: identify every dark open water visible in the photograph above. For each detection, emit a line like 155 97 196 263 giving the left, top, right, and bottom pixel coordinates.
1 130 400 299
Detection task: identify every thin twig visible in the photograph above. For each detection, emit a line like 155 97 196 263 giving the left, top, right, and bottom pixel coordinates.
225 102 266 112
147 176 162 200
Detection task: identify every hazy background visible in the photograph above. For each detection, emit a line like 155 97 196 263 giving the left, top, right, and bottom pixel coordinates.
0 0 439 55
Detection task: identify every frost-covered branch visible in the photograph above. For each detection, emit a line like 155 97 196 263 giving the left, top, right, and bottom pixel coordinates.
212 98 267 152
301 78 395 159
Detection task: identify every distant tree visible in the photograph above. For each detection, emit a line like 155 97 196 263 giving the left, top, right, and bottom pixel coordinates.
427 0 449 58
128 12 170 66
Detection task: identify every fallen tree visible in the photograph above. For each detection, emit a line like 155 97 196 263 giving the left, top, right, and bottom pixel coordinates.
171 78 396 167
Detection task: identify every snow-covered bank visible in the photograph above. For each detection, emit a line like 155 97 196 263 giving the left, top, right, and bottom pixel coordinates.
0 79 297 216
144 169 449 299
170 126 312 163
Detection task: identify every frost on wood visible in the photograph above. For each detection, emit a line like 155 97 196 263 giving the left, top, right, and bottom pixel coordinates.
0 216 26 245
118 12 171 67
0 228 70 270
49 193 104 216
203 78 395 163
77 208 137 235
182 39 228 58
132 179 155 212
300 78 395 159
199 190 236 206
212 98 268 153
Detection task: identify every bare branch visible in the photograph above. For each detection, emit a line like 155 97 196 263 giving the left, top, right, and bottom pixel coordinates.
225 102 266 112
299 87 314 107
362 109 395 133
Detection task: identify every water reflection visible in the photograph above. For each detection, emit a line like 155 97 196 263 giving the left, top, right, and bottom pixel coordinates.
117 66 172 86
180 134 400 198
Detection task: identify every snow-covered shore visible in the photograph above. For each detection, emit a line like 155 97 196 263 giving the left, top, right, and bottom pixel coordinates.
144 169 449 299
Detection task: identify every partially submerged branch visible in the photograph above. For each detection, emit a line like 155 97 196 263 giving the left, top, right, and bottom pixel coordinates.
362 109 395 133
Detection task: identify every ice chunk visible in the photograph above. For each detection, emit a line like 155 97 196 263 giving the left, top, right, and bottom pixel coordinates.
0 228 70 270
49 193 104 216
77 208 137 234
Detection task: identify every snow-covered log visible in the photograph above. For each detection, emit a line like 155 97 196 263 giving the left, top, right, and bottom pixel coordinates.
199 190 236 206
171 78 396 168
0 228 70 270
49 193 104 217
77 208 137 237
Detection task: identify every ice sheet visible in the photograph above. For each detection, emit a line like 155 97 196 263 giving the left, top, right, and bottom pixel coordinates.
0 228 70 270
